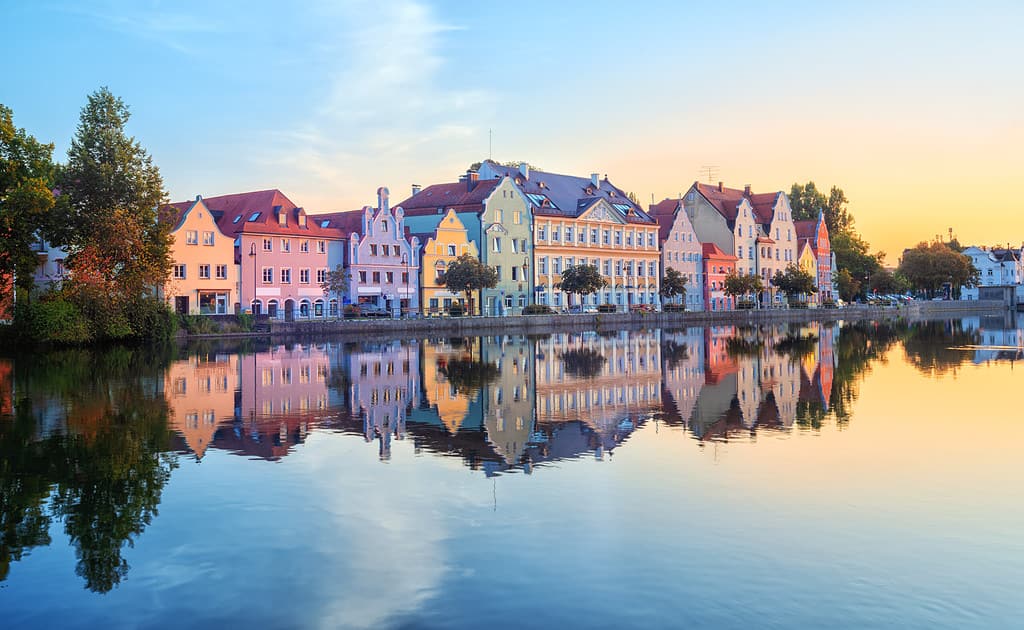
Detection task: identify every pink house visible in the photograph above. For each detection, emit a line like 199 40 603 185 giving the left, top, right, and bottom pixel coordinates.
176 189 341 319
650 198 704 311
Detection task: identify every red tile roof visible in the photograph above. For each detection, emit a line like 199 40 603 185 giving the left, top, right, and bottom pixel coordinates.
395 179 500 216
702 242 738 261
167 189 339 239
693 182 783 225
794 219 818 240
313 209 367 236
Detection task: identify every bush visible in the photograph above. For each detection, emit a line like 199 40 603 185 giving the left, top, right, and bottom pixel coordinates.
237 312 254 332
736 298 757 310
123 295 178 341
597 304 617 313
663 303 686 312
523 304 554 315
12 298 93 345
447 303 465 317
180 314 217 335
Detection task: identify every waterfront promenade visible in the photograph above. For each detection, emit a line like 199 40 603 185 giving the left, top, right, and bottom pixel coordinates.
185 300 1007 341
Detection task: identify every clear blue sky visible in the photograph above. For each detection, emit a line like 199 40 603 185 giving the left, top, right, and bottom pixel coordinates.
4 0 1022 256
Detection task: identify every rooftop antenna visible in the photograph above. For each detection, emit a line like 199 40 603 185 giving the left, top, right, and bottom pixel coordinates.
699 165 720 184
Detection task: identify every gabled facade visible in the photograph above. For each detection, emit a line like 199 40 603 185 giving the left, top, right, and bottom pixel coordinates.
650 198 704 311
477 161 659 310
315 187 421 316
397 174 532 315
407 208 478 315
161 196 238 315
175 189 339 319
749 191 798 289
795 212 833 303
702 242 738 311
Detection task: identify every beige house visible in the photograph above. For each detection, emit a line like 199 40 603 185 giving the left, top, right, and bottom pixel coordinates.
163 196 238 315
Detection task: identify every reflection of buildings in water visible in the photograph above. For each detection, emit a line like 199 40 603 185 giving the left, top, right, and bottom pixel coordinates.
533 331 662 454
796 322 838 411
0 359 12 416
165 352 239 459
962 314 1024 363
479 335 535 466
419 338 475 434
345 340 419 459
659 328 706 427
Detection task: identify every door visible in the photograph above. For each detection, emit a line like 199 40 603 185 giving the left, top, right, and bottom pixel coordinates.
175 296 189 315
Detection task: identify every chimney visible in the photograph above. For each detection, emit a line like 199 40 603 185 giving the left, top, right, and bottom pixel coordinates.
718 181 724 193
744 184 751 196
519 162 530 180
591 173 600 189
411 184 421 196
377 186 390 213
466 171 479 192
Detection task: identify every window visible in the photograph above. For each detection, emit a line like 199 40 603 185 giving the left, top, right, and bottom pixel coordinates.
248 212 261 222
591 229 598 244
495 209 503 223
553 229 560 241
493 237 502 253
263 238 272 252
648 233 655 247
173 264 186 279
579 230 586 243
281 238 291 253
300 268 310 284
402 272 408 283
300 240 310 253
512 266 519 281
540 257 548 274
603 230 610 245
603 260 611 275
385 272 393 283
553 258 561 274
370 244 378 256
281 268 291 283
216 264 228 279
538 226 546 241
513 211 521 224
317 269 327 284
262 267 273 283
317 240 326 253
649 262 657 276
626 232 633 246
201 231 214 246
186 230 198 245
615 231 622 245
566 227 573 242
382 219 389 232
615 261 622 275
199 264 211 279
512 239 520 253
393 245 401 256
359 271 367 283
372 271 380 283
447 244 456 256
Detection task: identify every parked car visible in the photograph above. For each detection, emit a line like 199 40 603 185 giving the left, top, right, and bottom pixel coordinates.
356 303 390 317
629 304 656 313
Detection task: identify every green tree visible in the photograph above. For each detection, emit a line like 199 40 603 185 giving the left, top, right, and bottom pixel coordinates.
770 264 817 304
660 267 688 304
897 241 978 298
55 87 172 302
868 268 910 295
835 268 860 302
557 264 608 308
440 253 498 315
724 271 763 306
0 104 56 302
320 265 350 308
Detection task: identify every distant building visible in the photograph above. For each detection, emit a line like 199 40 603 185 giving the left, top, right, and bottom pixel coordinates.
794 211 833 303
161 196 239 315
406 208 478 316
961 245 1024 300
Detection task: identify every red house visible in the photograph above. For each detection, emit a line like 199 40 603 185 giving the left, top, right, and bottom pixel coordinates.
702 242 738 311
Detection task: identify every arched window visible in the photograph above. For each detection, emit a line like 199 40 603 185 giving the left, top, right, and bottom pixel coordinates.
251 299 263 316
299 300 311 318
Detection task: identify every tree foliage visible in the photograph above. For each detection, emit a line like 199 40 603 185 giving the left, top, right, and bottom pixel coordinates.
868 268 911 295
0 104 56 300
723 271 763 298
835 269 859 302
660 267 688 302
770 264 817 301
557 264 607 304
440 253 498 311
55 87 172 301
897 241 978 298
320 265 350 301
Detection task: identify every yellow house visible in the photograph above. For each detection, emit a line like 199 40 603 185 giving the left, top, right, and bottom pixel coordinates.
163 196 238 315
797 241 818 305
409 209 479 316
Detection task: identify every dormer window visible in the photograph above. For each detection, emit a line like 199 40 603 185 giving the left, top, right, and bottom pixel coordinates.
279 211 287 227
382 219 389 233
298 213 307 228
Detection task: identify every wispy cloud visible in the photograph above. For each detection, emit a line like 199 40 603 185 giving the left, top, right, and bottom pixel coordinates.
252 0 495 208
58 0 226 54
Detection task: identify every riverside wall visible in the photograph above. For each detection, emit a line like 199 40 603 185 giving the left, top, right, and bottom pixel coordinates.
183 300 1008 341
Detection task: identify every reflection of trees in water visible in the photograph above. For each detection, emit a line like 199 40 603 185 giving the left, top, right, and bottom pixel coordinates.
559 348 607 379
773 332 818 362
438 358 500 396
0 346 176 593
725 336 764 358
661 340 689 371
902 320 979 376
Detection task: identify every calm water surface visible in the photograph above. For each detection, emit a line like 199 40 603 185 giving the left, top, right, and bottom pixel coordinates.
1 315 1022 628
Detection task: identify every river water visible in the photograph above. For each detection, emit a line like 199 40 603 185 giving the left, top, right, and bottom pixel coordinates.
1 315 1022 628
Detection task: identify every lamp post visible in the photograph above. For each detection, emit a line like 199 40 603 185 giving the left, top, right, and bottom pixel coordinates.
249 242 257 315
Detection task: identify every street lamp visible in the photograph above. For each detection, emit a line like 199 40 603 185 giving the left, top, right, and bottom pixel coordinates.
249 242 257 315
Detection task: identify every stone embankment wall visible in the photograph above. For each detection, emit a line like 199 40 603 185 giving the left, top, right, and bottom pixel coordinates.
180 300 1006 341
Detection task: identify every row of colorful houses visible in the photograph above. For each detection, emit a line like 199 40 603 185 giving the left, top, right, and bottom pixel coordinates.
5 160 838 320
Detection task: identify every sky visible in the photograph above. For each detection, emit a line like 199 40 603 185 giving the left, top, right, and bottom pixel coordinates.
3 0 1022 262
